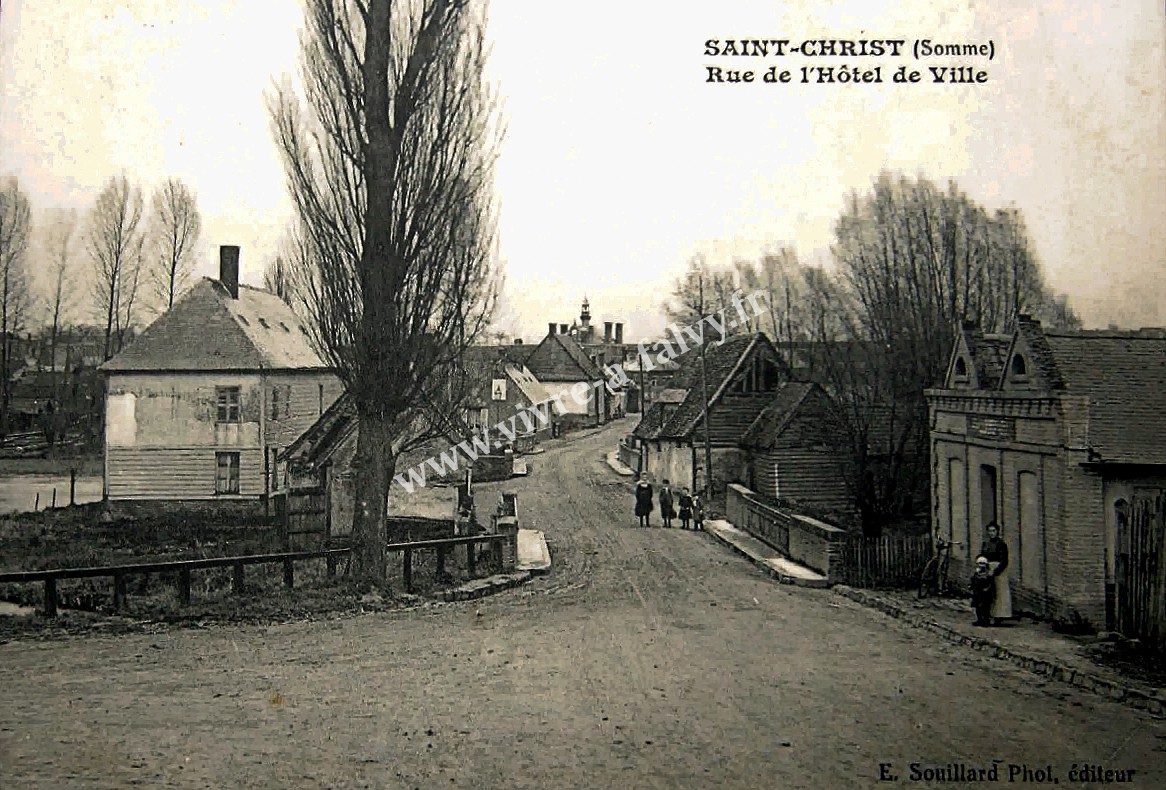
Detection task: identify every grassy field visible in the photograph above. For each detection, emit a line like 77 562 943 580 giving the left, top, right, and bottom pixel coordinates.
0 454 102 477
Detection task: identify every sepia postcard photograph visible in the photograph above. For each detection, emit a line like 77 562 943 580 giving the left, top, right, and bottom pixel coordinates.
1 0 1164 787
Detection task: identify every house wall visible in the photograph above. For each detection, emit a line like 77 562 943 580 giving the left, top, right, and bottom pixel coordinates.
105 370 341 501
751 449 850 513
644 439 695 490
542 381 596 418
929 390 1114 625
706 393 772 446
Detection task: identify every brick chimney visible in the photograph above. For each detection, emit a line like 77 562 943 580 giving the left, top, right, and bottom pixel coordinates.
604 321 613 343
614 322 624 344
514 338 523 345
548 322 557 336
220 245 240 299
560 324 569 335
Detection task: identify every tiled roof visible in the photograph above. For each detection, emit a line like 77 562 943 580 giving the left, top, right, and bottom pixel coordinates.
1044 332 1166 464
975 335 1011 388
657 333 771 440
101 279 328 372
526 332 604 382
740 382 816 448
1016 315 1066 390
633 401 667 440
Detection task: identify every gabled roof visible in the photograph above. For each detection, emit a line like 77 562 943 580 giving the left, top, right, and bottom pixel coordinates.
101 279 327 372
526 331 605 382
740 382 818 448
279 392 357 468
1043 331 1166 464
656 333 776 440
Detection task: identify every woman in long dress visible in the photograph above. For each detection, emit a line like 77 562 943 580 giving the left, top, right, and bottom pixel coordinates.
634 473 654 527
979 522 1012 623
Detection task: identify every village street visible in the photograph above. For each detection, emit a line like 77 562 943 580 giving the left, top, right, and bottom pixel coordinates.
0 420 1163 788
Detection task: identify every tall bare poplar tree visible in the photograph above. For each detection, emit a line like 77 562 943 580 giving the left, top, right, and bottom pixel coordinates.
148 178 202 310
88 175 145 360
271 0 501 584
0 176 33 436
42 208 79 378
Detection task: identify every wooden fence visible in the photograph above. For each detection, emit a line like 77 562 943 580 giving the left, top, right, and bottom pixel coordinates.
0 533 514 617
833 534 933 590
1116 496 1166 651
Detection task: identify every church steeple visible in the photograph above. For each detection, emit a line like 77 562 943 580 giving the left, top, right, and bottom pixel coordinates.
580 296 591 327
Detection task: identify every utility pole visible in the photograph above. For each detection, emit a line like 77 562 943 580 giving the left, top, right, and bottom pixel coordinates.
698 275 714 503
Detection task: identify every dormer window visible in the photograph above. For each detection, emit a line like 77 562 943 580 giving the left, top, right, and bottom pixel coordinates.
1010 354 1028 376
954 357 968 377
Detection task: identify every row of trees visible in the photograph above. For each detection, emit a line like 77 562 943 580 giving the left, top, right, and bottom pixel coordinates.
669 173 1080 535
0 174 202 435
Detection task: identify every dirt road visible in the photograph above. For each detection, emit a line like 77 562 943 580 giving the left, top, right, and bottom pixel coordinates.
1 420 1163 788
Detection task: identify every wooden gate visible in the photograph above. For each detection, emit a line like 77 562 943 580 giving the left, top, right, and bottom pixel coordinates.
1115 495 1166 651
835 534 933 590
275 489 329 549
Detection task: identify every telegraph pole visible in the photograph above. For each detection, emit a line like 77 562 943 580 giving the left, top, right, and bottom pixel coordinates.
698 275 714 503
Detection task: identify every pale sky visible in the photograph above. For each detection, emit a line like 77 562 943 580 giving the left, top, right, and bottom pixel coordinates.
2 0 1164 342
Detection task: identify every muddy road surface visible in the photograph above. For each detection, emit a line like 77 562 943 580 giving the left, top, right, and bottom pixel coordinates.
2 420 1163 788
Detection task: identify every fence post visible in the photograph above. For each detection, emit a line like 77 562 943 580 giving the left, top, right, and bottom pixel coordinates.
51 488 57 509
43 577 58 618
467 542 477 577
70 468 76 506
233 562 245 594
493 536 503 573
179 568 192 606
113 572 127 610
283 558 294 588
403 549 413 593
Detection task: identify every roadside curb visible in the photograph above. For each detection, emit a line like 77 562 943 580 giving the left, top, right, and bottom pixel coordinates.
704 524 829 589
605 451 635 477
439 571 533 603
833 585 1166 717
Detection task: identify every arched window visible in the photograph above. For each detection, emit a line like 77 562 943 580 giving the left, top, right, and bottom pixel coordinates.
1010 354 1028 376
954 357 968 377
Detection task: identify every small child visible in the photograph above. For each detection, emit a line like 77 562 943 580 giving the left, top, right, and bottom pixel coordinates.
678 487 693 530
691 494 705 531
970 556 996 627
658 479 675 528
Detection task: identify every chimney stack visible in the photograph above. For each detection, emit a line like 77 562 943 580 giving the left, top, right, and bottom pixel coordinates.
604 321 613 343
514 338 523 345
548 322 557 336
560 324 569 335
220 245 240 300
615 322 624 344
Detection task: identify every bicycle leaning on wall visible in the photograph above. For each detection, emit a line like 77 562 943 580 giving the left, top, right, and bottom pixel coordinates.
917 536 961 599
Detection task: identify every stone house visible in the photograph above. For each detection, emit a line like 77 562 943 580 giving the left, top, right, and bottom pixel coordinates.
927 316 1166 628
524 326 610 429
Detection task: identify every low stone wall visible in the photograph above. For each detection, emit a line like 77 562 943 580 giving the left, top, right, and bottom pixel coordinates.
726 483 847 577
618 441 641 474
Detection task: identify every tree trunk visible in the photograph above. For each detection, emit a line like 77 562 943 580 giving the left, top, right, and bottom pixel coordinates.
349 412 395 587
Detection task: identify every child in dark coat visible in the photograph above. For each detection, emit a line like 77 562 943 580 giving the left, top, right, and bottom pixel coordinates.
658 480 675 528
970 556 996 627
678 488 693 530
692 494 705 531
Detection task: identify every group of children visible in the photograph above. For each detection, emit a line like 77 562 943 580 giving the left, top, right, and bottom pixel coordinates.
633 474 703 529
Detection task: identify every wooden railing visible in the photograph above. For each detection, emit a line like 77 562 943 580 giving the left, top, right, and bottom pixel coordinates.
0 533 515 617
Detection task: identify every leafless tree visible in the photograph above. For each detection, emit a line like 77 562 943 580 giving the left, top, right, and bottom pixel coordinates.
42 208 80 373
263 254 294 304
0 176 33 436
88 175 145 360
148 178 202 311
270 0 501 584
666 255 741 341
824 171 1077 535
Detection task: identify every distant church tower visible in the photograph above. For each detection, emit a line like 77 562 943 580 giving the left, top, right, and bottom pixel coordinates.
579 296 594 343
